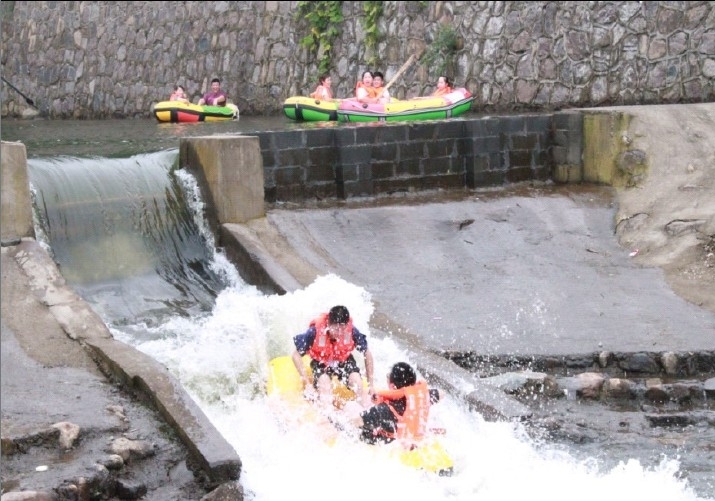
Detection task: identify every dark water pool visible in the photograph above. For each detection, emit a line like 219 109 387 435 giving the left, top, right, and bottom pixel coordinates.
1 115 322 158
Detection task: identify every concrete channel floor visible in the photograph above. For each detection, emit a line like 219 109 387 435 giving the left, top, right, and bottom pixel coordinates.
257 184 714 357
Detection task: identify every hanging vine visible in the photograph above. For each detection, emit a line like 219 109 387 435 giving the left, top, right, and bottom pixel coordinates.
362 1 383 67
295 1 344 75
420 24 458 76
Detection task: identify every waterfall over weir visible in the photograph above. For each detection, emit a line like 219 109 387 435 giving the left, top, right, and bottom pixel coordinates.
29 150 235 326
26 151 712 501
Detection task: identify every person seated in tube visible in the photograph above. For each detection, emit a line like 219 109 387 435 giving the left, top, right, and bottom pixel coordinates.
371 71 392 104
291 305 375 408
310 73 334 101
169 84 190 104
431 75 453 97
349 361 442 446
197 78 227 106
355 70 380 104
414 75 454 99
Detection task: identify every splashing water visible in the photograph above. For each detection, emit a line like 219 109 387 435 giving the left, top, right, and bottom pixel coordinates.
27 151 709 500
112 274 709 501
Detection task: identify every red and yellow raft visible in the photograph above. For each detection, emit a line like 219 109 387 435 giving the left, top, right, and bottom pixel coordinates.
152 101 239 123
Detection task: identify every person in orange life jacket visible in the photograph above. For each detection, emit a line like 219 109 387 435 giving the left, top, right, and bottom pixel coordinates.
291 305 375 407
371 71 391 104
198 78 227 106
310 73 334 101
413 75 454 100
431 75 453 97
355 71 379 103
350 361 441 446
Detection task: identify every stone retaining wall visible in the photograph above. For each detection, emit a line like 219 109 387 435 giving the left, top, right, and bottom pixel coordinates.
251 113 581 202
2 1 714 118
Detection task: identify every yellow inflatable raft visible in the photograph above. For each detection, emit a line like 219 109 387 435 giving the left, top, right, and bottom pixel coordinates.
267 355 454 475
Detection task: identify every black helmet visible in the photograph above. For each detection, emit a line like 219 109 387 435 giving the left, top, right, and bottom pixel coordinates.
389 362 416 389
328 305 350 325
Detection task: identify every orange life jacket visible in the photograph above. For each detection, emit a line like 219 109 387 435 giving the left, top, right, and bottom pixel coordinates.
372 85 388 100
310 85 333 100
306 313 355 364
432 86 453 97
374 380 431 443
355 81 378 99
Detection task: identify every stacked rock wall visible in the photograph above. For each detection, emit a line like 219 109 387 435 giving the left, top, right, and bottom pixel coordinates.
1 1 714 118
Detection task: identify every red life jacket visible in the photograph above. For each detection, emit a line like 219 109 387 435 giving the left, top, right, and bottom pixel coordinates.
306 313 355 364
374 380 431 443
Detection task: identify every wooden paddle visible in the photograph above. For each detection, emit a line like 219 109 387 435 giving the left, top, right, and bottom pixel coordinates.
1 76 37 108
384 50 423 92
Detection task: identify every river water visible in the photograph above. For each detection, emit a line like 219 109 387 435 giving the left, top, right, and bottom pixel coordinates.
2 117 713 500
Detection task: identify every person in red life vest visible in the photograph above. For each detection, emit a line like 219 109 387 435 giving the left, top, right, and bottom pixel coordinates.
291 305 375 407
310 73 334 101
198 78 227 106
351 361 442 446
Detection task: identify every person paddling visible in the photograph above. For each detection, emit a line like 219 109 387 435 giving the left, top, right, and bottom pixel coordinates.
371 71 391 104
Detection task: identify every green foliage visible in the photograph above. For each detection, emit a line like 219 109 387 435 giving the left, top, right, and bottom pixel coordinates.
296 1 344 75
362 1 383 67
420 25 458 76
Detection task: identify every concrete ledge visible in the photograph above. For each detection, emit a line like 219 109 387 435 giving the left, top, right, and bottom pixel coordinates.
9 239 241 486
221 223 303 294
180 136 264 225
86 336 241 486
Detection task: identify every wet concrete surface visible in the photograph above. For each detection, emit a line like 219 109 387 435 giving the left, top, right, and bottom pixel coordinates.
260 183 715 359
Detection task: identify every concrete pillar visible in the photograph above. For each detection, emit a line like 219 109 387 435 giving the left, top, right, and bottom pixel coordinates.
1 141 35 244
582 111 630 186
179 136 264 225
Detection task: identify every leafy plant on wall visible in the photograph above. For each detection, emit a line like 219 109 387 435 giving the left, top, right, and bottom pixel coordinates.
295 1 344 75
362 1 383 67
420 24 459 77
